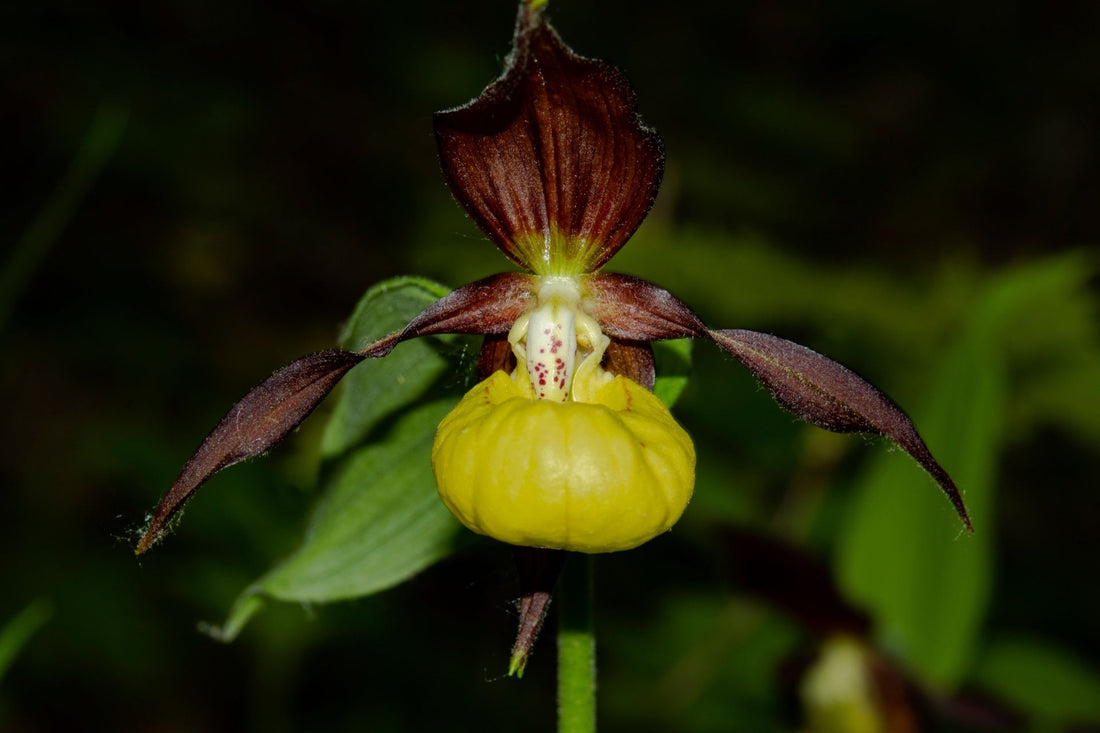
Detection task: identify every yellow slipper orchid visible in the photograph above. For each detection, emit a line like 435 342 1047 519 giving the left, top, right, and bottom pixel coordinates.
137 0 969 560
433 280 695 552
135 0 974 679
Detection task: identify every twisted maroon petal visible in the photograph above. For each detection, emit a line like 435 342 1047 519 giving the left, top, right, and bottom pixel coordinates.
397 272 534 339
435 3 663 274
135 350 366 554
584 273 708 341
709 329 972 532
582 273 971 531
136 274 535 554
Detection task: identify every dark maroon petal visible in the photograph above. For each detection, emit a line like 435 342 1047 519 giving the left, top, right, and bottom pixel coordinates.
477 334 518 380
136 350 366 554
136 275 532 554
398 272 534 339
434 3 663 274
603 339 656 391
709 328 973 532
584 273 708 341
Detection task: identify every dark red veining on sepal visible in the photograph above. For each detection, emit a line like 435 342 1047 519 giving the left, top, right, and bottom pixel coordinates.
709 329 973 532
434 4 664 273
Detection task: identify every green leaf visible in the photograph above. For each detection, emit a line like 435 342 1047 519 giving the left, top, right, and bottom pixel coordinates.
997 250 1100 444
652 338 693 408
214 278 476 640
0 600 51 684
835 288 1007 687
974 636 1100 724
603 593 801 732
322 276 470 459
835 255 1091 688
266 399 462 601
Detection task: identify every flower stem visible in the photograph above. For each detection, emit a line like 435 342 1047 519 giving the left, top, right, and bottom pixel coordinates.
557 553 595 733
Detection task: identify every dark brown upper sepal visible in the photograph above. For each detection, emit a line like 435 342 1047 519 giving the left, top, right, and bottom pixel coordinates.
434 3 664 274
709 329 973 532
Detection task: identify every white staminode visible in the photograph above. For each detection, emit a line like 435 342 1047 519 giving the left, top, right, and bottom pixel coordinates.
508 277 610 402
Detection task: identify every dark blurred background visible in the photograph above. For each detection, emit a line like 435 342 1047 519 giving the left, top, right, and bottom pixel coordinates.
2 0 1098 731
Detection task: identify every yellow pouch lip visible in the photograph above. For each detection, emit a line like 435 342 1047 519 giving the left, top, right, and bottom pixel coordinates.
432 368 695 553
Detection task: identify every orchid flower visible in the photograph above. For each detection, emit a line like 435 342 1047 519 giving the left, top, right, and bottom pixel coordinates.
136 0 971 637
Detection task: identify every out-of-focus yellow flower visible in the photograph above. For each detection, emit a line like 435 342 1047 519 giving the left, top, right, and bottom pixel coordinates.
433 277 695 552
800 637 885 733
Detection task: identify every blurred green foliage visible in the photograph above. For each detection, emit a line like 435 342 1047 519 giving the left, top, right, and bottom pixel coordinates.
0 602 52 685
2 0 1099 731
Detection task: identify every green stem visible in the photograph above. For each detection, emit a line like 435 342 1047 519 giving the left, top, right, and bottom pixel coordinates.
557 554 595 733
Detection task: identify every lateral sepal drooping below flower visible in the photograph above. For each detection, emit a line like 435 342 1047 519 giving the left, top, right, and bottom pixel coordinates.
510 546 567 678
